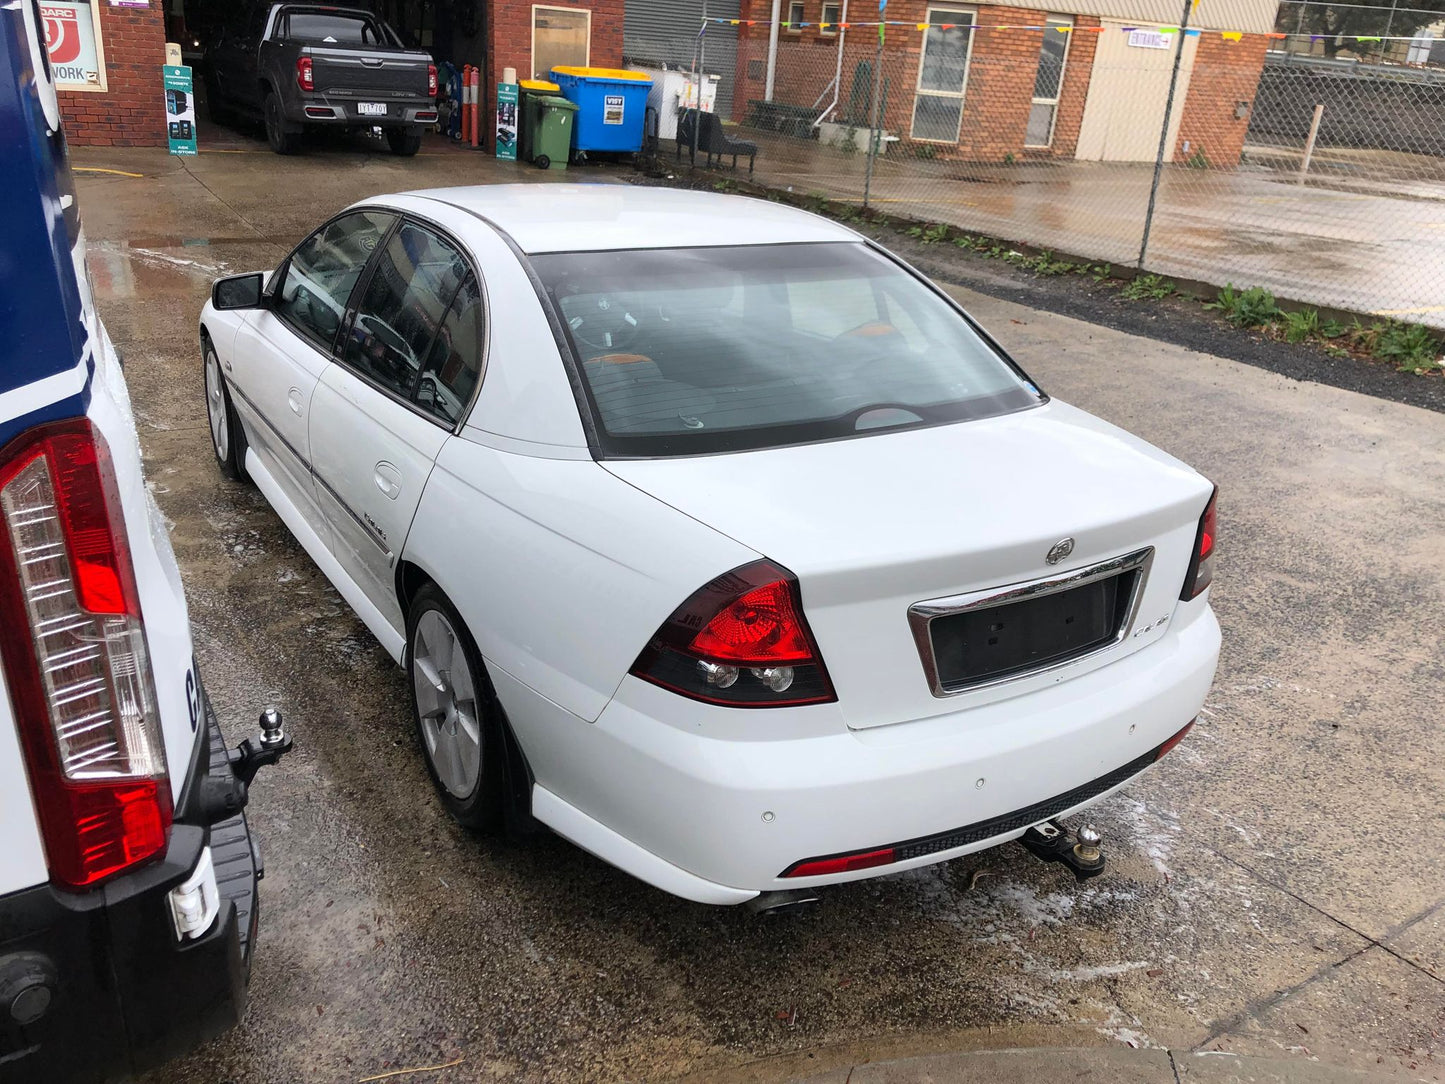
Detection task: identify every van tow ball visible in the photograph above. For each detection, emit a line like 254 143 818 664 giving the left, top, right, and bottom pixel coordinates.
195 707 295 825
1018 820 1106 881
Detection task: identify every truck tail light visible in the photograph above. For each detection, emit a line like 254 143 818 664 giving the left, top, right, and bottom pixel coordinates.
428 63 438 97
630 560 836 707
296 56 314 92
0 420 171 890
1180 486 1218 600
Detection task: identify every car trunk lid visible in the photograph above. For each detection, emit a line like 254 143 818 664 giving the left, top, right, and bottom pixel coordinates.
604 401 1213 729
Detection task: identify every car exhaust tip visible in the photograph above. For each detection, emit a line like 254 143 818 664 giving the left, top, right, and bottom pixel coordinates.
746 889 821 916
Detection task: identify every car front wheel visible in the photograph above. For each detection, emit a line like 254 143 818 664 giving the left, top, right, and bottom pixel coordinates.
406 584 505 831
203 338 248 481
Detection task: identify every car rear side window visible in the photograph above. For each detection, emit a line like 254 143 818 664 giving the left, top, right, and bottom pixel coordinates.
340 221 468 404
284 12 389 45
531 242 1042 457
415 274 484 425
274 210 394 352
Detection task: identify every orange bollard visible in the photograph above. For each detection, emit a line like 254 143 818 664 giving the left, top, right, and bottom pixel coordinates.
461 65 473 145
469 66 481 148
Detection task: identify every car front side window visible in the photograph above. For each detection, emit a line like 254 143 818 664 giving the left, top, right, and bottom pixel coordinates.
274 210 395 353
340 221 469 404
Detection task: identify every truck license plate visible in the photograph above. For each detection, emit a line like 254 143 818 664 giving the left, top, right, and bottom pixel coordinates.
358 103 387 116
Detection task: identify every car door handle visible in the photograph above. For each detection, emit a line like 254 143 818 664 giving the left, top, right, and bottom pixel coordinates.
288 388 303 415
374 461 402 500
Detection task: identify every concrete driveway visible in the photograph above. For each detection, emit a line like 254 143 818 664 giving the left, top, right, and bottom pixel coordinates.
64 137 1444 1083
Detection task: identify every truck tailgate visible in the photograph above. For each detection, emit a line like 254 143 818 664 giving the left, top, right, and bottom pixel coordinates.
308 45 429 96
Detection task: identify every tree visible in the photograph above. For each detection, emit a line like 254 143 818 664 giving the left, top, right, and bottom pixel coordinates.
1279 0 1445 57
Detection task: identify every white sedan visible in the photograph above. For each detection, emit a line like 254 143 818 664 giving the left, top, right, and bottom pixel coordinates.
199 185 1219 908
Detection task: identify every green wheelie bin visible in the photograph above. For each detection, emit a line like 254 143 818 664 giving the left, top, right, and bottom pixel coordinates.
532 95 577 170
517 78 559 165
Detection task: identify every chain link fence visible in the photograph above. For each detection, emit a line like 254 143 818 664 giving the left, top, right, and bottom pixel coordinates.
641 18 1445 329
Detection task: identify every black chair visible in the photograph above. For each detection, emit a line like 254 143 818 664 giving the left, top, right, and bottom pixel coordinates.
676 108 757 174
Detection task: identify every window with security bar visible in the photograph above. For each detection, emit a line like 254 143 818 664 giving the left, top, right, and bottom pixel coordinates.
1026 15 1073 147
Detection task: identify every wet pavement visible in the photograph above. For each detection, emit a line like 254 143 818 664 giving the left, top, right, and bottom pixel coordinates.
62 132 1445 1083
735 127 1445 327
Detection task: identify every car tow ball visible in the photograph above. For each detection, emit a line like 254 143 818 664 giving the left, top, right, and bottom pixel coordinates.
1018 820 1107 881
194 707 295 825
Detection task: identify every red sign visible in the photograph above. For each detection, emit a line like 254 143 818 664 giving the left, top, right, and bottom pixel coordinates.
42 6 81 65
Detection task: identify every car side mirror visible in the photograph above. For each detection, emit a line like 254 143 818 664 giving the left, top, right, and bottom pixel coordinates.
212 272 264 310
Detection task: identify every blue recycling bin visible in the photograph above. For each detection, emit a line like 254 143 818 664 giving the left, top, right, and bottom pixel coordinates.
549 66 653 153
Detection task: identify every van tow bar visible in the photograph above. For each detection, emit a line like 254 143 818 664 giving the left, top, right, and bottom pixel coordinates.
1018 820 1106 881
195 708 294 825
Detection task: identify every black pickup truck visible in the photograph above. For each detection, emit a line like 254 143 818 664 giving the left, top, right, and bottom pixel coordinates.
203 2 436 155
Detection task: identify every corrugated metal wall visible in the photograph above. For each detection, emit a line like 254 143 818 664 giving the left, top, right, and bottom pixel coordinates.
624 0 742 113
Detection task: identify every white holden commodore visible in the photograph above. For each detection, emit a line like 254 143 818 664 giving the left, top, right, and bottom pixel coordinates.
199 184 1219 908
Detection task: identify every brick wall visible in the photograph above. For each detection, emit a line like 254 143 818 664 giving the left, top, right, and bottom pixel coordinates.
58 1 167 148
736 1 1098 161
484 0 624 150
1173 33 1269 167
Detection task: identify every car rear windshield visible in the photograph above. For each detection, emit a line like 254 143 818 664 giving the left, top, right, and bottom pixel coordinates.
284 11 392 45
531 242 1042 457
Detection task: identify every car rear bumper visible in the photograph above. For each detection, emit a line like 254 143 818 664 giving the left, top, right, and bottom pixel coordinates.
0 690 261 1083
516 598 1220 902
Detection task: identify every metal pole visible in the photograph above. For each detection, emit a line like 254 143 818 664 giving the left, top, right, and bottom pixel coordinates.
862 9 884 208
1299 102 1324 177
765 0 782 100
1292 1 1305 57
1380 0 1398 62
691 3 705 167
1136 0 1193 270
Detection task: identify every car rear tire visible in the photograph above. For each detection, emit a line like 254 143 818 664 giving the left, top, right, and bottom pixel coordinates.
202 70 232 127
203 338 249 482
264 91 300 155
386 127 423 156
406 584 505 832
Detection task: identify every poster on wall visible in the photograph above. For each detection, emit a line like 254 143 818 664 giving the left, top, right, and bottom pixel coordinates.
42 2 106 90
164 65 197 155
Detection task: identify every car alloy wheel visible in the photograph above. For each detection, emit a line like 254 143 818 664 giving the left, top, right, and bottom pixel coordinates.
412 607 483 800
204 347 229 460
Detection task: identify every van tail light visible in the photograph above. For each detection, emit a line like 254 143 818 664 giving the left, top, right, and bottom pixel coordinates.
0 420 171 890
296 56 314 92
1180 486 1217 601
427 63 438 97
630 560 836 707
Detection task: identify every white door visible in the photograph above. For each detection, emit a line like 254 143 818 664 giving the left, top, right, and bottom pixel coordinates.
1075 23 1198 162
308 220 485 633
229 209 395 528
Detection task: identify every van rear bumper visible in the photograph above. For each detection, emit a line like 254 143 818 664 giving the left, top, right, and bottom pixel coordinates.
0 691 259 1084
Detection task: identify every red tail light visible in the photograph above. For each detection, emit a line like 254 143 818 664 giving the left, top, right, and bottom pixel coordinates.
427 63 438 97
630 560 836 707
0 420 171 889
296 56 314 92
1155 719 1194 760
783 848 895 879
1180 486 1218 600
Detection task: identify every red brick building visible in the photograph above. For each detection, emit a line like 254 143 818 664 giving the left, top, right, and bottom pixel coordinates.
732 0 1278 165
49 0 168 147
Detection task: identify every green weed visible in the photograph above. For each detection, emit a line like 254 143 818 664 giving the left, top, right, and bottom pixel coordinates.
907 223 951 244
1363 320 1441 373
1281 308 1319 343
1121 274 1176 301
1207 284 1281 328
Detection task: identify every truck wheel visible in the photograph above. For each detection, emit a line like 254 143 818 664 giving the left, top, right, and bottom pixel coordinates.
406 584 505 832
535 154 550 170
386 127 422 156
264 92 299 155
202 70 231 127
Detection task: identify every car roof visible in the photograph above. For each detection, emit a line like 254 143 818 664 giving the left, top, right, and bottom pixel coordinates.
396 183 861 254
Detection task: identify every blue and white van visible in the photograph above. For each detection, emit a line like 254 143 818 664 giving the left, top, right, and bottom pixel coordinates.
0 4 287 1080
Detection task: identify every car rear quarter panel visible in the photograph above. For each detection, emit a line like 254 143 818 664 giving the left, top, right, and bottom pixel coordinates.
403 440 758 723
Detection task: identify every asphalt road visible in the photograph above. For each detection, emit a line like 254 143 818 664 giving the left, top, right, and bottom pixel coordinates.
66 134 1445 1084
